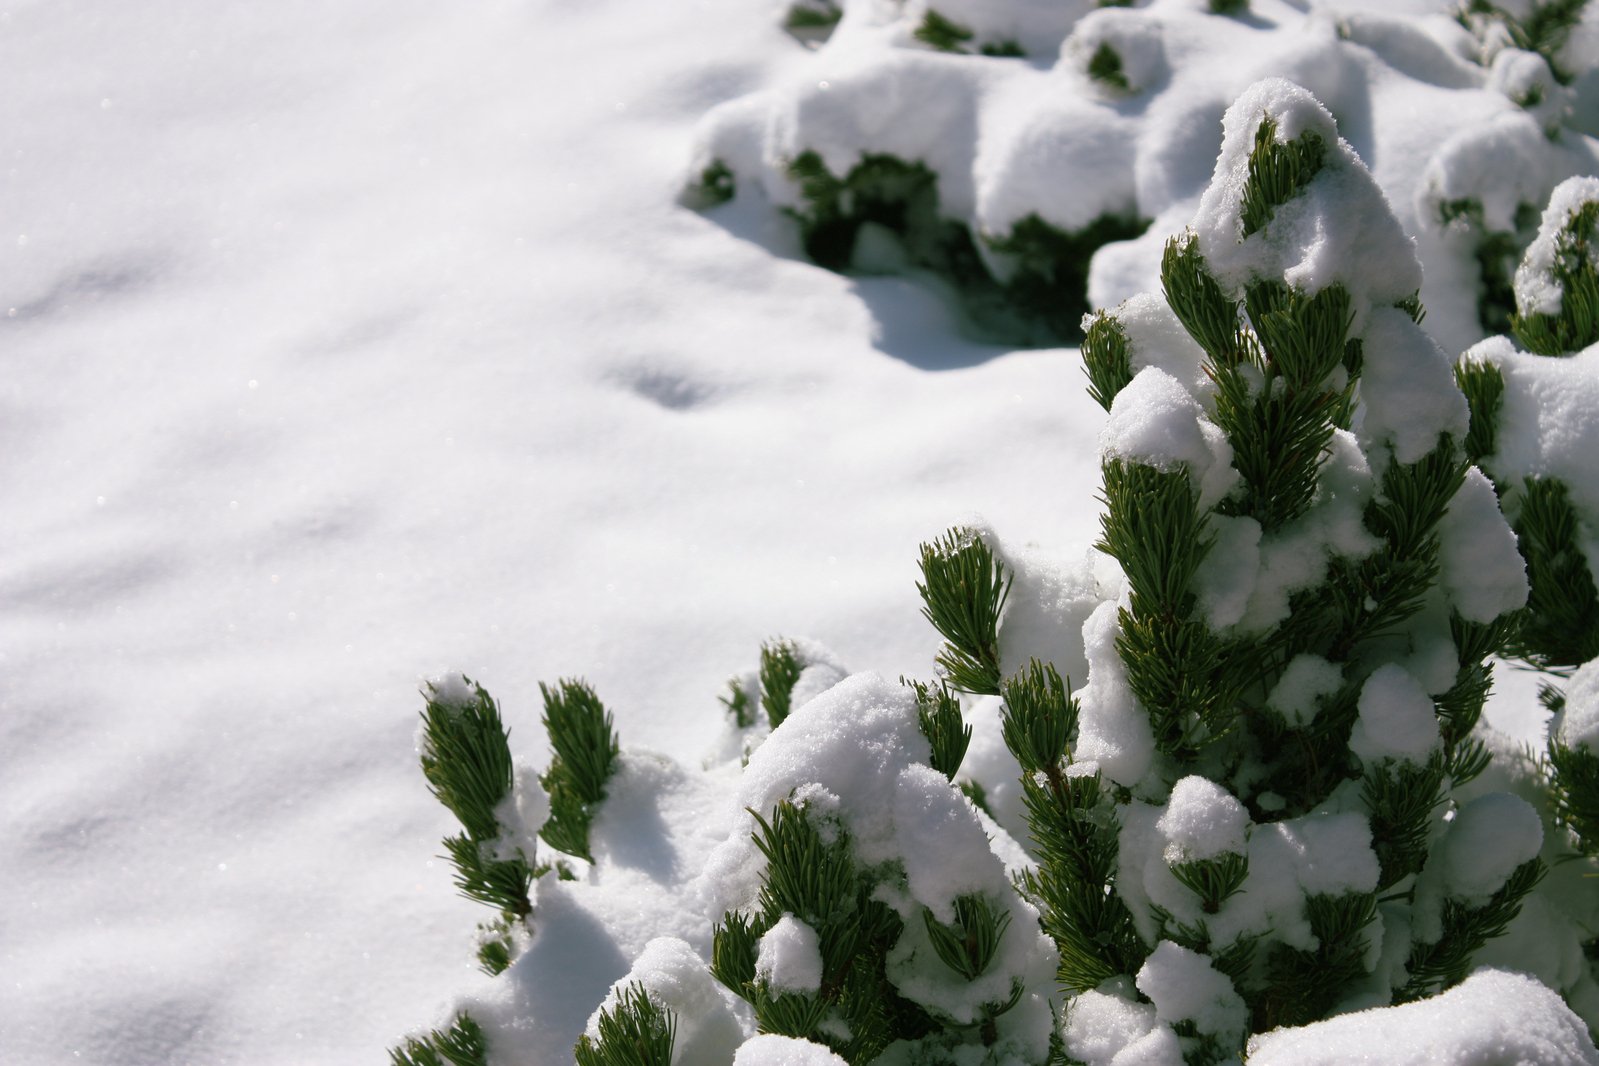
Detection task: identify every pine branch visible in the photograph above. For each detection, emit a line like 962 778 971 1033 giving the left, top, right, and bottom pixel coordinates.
1362 755 1448 890
1256 891 1376 1030
1001 659 1078 775
1508 477 1599 668
1397 858 1546 1000
1548 717 1599 859
1239 115 1325 239
419 679 516 843
1514 197 1599 354
913 9 975 52
390 1014 490 1066
923 894 1013 981
760 640 807 729
917 528 1012 695
574 983 677 1066
539 679 621 862
906 677 972 779
1082 310 1134 411
1161 232 1245 364
1454 357 1505 469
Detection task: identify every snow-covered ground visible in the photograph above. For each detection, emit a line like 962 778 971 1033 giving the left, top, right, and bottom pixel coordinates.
0 3 1116 1062
0 2 1574 1063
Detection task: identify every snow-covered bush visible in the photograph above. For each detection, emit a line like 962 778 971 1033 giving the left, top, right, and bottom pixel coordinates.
691 0 1599 351
390 79 1599 1065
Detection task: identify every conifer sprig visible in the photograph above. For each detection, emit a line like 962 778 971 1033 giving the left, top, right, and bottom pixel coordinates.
1509 477 1599 668
1082 310 1134 411
1162 233 1244 364
906 677 972 779
1514 199 1599 355
1454 357 1506 467
761 640 807 729
922 894 1012 981
1000 660 1077 775
574 983 677 1066
390 1014 490 1066
1545 685 1599 858
539 679 621 862
1397 858 1546 1000
917 528 1012 695
1239 116 1325 238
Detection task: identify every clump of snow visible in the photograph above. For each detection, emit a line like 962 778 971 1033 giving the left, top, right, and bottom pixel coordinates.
1193 514 1262 630
582 937 748 1065
732 1034 849 1066
1266 654 1344 728
1247 968 1599 1065
1061 984 1164 1066
993 539 1107 688
1487 49 1569 133
1135 941 1247 1045
1259 811 1382 899
1100 366 1238 510
1419 110 1556 234
1109 293 1213 403
1436 466 1529 623
756 915 824 993
1465 340 1599 521
1158 775 1248 862
1074 600 1157 788
1436 792 1543 903
1357 307 1470 467
490 763 551 863
1348 664 1441 767
1555 659 1599 751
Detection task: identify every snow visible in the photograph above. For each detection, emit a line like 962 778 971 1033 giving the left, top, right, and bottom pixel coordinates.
1100 366 1238 508
7 1 1598 1064
1436 466 1530 624
1158 775 1249 863
1557 659 1599 750
1266 654 1344 728
1135 941 1248 1045
1469 340 1599 520
1348 664 1442 767
756 915 824 993
1435 792 1543 903
1247 968 1599 1066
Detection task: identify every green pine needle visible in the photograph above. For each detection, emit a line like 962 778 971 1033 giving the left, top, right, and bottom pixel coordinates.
923 894 1012 981
720 677 756 730
442 833 535 918
914 9 975 51
574 983 677 1066
1454 357 1506 468
760 640 807 729
906 677 973 779
711 911 765 994
1170 852 1249 915
1513 198 1599 355
917 528 1012 695
1161 232 1244 364
419 679 516 843
1362 755 1447 890
1086 43 1129 90
1000 659 1077 775
1398 858 1546 1000
541 679 620 805
1509 477 1599 668
1239 115 1325 239
1082 309 1135 411
390 1014 490 1066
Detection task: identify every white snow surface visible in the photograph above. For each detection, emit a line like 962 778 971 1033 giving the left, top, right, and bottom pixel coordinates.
1158 775 1249 862
1247 968 1599 1066
756 916 824 993
1558 659 1599 750
1516 175 1599 319
1349 663 1442 766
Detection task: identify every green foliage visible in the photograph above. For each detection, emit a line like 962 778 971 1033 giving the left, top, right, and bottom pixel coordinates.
1462 0 1593 82
539 679 621 862
1086 43 1129 90
986 213 1152 344
475 919 515 976
914 10 975 51
1209 0 1249 13
1362 755 1447 890
690 160 735 208
1170 852 1249 915
418 680 535 920
1239 115 1325 239
1509 477 1599 668
761 639 807 729
923 894 1013 981
1257 892 1377 1030
1082 310 1134 411
1001 659 1078 775
1513 199 1599 356
1454 356 1505 467
390 1014 490 1066
574 982 677 1066
917 527 1012 695
1397 858 1547 1000
1546 685 1599 859
721 676 756 729
1161 232 1244 364
785 0 841 32
907 677 973 779
1438 198 1539 337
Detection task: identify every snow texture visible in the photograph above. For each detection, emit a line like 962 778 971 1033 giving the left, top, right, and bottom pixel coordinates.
732 1034 849 1066
1247 968 1599 1065
1436 466 1529 623
1158 775 1249 862
1266 654 1344 728
1348 664 1441 767
1100 366 1239 511
581 937 747 1064
1558 659 1599 750
1075 600 1158 788
1135 941 1247 1044
1436 792 1543 903
756 915 824 993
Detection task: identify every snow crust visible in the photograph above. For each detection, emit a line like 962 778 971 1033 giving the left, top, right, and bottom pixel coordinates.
1135 941 1247 1045
1557 659 1599 750
1349 664 1441 767
1436 466 1529 623
1435 792 1542 903
756 915 824 993
1158 775 1248 862
732 1034 849 1066
1247 968 1599 1065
